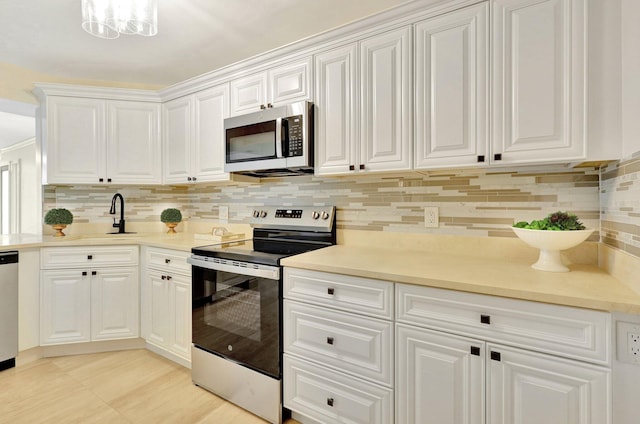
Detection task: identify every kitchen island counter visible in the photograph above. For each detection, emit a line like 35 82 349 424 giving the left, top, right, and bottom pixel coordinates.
281 244 640 314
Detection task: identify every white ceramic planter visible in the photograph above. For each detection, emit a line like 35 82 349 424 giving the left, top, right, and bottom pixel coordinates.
512 227 594 272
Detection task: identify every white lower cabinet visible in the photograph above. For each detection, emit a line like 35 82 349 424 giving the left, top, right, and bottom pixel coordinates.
141 247 191 365
396 324 485 424
283 268 394 424
396 283 611 424
487 344 609 424
40 246 139 346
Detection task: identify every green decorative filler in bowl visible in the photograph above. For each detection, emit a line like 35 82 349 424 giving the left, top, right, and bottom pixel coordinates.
161 208 182 234
512 211 594 273
44 208 74 237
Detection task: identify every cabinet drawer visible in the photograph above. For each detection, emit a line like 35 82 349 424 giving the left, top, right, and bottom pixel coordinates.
284 355 393 424
284 300 393 386
284 268 393 319
41 246 139 269
396 284 610 365
145 247 190 275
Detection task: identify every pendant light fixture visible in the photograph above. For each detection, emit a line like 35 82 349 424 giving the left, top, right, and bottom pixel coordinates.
81 0 158 39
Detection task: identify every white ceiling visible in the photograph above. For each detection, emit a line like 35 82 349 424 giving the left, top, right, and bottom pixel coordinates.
0 0 409 150
0 0 409 87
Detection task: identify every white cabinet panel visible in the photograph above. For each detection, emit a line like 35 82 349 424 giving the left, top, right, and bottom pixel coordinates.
492 0 587 164
396 324 485 424
487 344 610 424
170 275 192 359
230 72 268 115
163 84 230 184
314 43 358 175
284 301 393 386
107 101 161 184
269 58 312 106
162 96 193 183
91 267 139 340
41 246 139 269
145 269 169 346
397 283 610 365
40 269 91 345
144 247 190 275
360 27 412 172
284 268 393 319
44 97 106 184
284 355 393 424
415 3 489 169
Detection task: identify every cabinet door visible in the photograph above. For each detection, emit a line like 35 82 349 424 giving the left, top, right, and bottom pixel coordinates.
192 84 230 182
145 269 170 346
44 96 106 184
360 27 412 172
107 101 161 184
40 269 91 345
487 344 610 424
415 3 489 169
91 267 139 340
314 44 358 175
396 324 485 424
169 274 192 360
492 0 586 164
269 58 312 105
163 96 193 184
230 72 268 115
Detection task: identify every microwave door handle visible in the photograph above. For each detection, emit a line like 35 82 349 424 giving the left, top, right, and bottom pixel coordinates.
275 117 284 158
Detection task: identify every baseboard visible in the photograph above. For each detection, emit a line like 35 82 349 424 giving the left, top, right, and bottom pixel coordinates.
42 338 145 358
145 342 191 369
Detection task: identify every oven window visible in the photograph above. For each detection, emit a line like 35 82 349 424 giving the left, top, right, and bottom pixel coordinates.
226 121 277 162
192 266 280 378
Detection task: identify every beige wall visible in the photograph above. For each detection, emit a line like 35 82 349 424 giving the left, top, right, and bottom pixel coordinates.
0 61 162 105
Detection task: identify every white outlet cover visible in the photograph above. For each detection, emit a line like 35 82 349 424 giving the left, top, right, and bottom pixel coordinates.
616 320 640 365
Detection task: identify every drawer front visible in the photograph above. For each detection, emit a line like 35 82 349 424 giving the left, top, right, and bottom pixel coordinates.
41 246 139 269
396 284 610 365
284 300 393 386
284 268 393 319
284 355 393 424
145 247 190 274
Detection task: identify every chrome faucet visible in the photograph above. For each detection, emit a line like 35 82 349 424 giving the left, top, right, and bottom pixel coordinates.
109 193 126 233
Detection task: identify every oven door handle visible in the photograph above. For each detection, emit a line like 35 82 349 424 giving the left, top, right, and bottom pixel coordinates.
188 256 280 280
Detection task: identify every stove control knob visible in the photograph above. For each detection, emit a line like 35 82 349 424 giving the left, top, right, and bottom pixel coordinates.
252 210 260 218
321 211 330 220
259 210 267 218
312 211 320 220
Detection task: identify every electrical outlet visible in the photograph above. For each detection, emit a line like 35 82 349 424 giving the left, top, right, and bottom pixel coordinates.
219 205 229 222
424 207 439 228
616 321 640 365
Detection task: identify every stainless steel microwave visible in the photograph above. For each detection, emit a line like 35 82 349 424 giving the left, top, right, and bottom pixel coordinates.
223 101 314 177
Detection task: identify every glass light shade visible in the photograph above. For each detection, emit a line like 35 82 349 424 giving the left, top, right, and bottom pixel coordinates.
82 0 158 39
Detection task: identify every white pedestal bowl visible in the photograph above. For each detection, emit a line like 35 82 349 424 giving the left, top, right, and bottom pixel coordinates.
512 227 594 272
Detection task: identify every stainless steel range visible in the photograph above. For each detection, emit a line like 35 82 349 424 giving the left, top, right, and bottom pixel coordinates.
188 206 336 423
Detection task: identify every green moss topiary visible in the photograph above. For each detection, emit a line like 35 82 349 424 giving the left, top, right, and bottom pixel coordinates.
160 208 182 223
44 208 74 225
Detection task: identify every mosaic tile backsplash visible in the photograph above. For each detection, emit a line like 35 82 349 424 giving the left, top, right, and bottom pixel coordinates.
44 164 601 240
601 151 640 258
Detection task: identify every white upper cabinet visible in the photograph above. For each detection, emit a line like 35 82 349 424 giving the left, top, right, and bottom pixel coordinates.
491 0 586 165
162 84 230 184
107 101 161 184
37 90 161 185
414 2 489 169
229 57 312 116
314 43 359 175
43 97 106 184
315 27 412 176
360 27 413 173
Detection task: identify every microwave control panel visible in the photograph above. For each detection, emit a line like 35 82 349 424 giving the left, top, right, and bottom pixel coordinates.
286 115 303 157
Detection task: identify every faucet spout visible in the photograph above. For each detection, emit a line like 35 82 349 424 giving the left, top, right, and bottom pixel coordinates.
109 193 126 233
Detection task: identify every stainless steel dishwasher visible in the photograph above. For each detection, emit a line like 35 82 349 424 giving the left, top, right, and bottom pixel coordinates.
0 251 18 371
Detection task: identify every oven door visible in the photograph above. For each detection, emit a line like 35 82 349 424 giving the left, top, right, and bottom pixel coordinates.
191 258 281 378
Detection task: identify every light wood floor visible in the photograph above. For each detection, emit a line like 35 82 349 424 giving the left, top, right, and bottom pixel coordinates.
0 349 300 424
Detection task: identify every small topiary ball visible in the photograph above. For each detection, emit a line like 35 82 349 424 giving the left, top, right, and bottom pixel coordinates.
44 208 74 225
161 208 182 223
